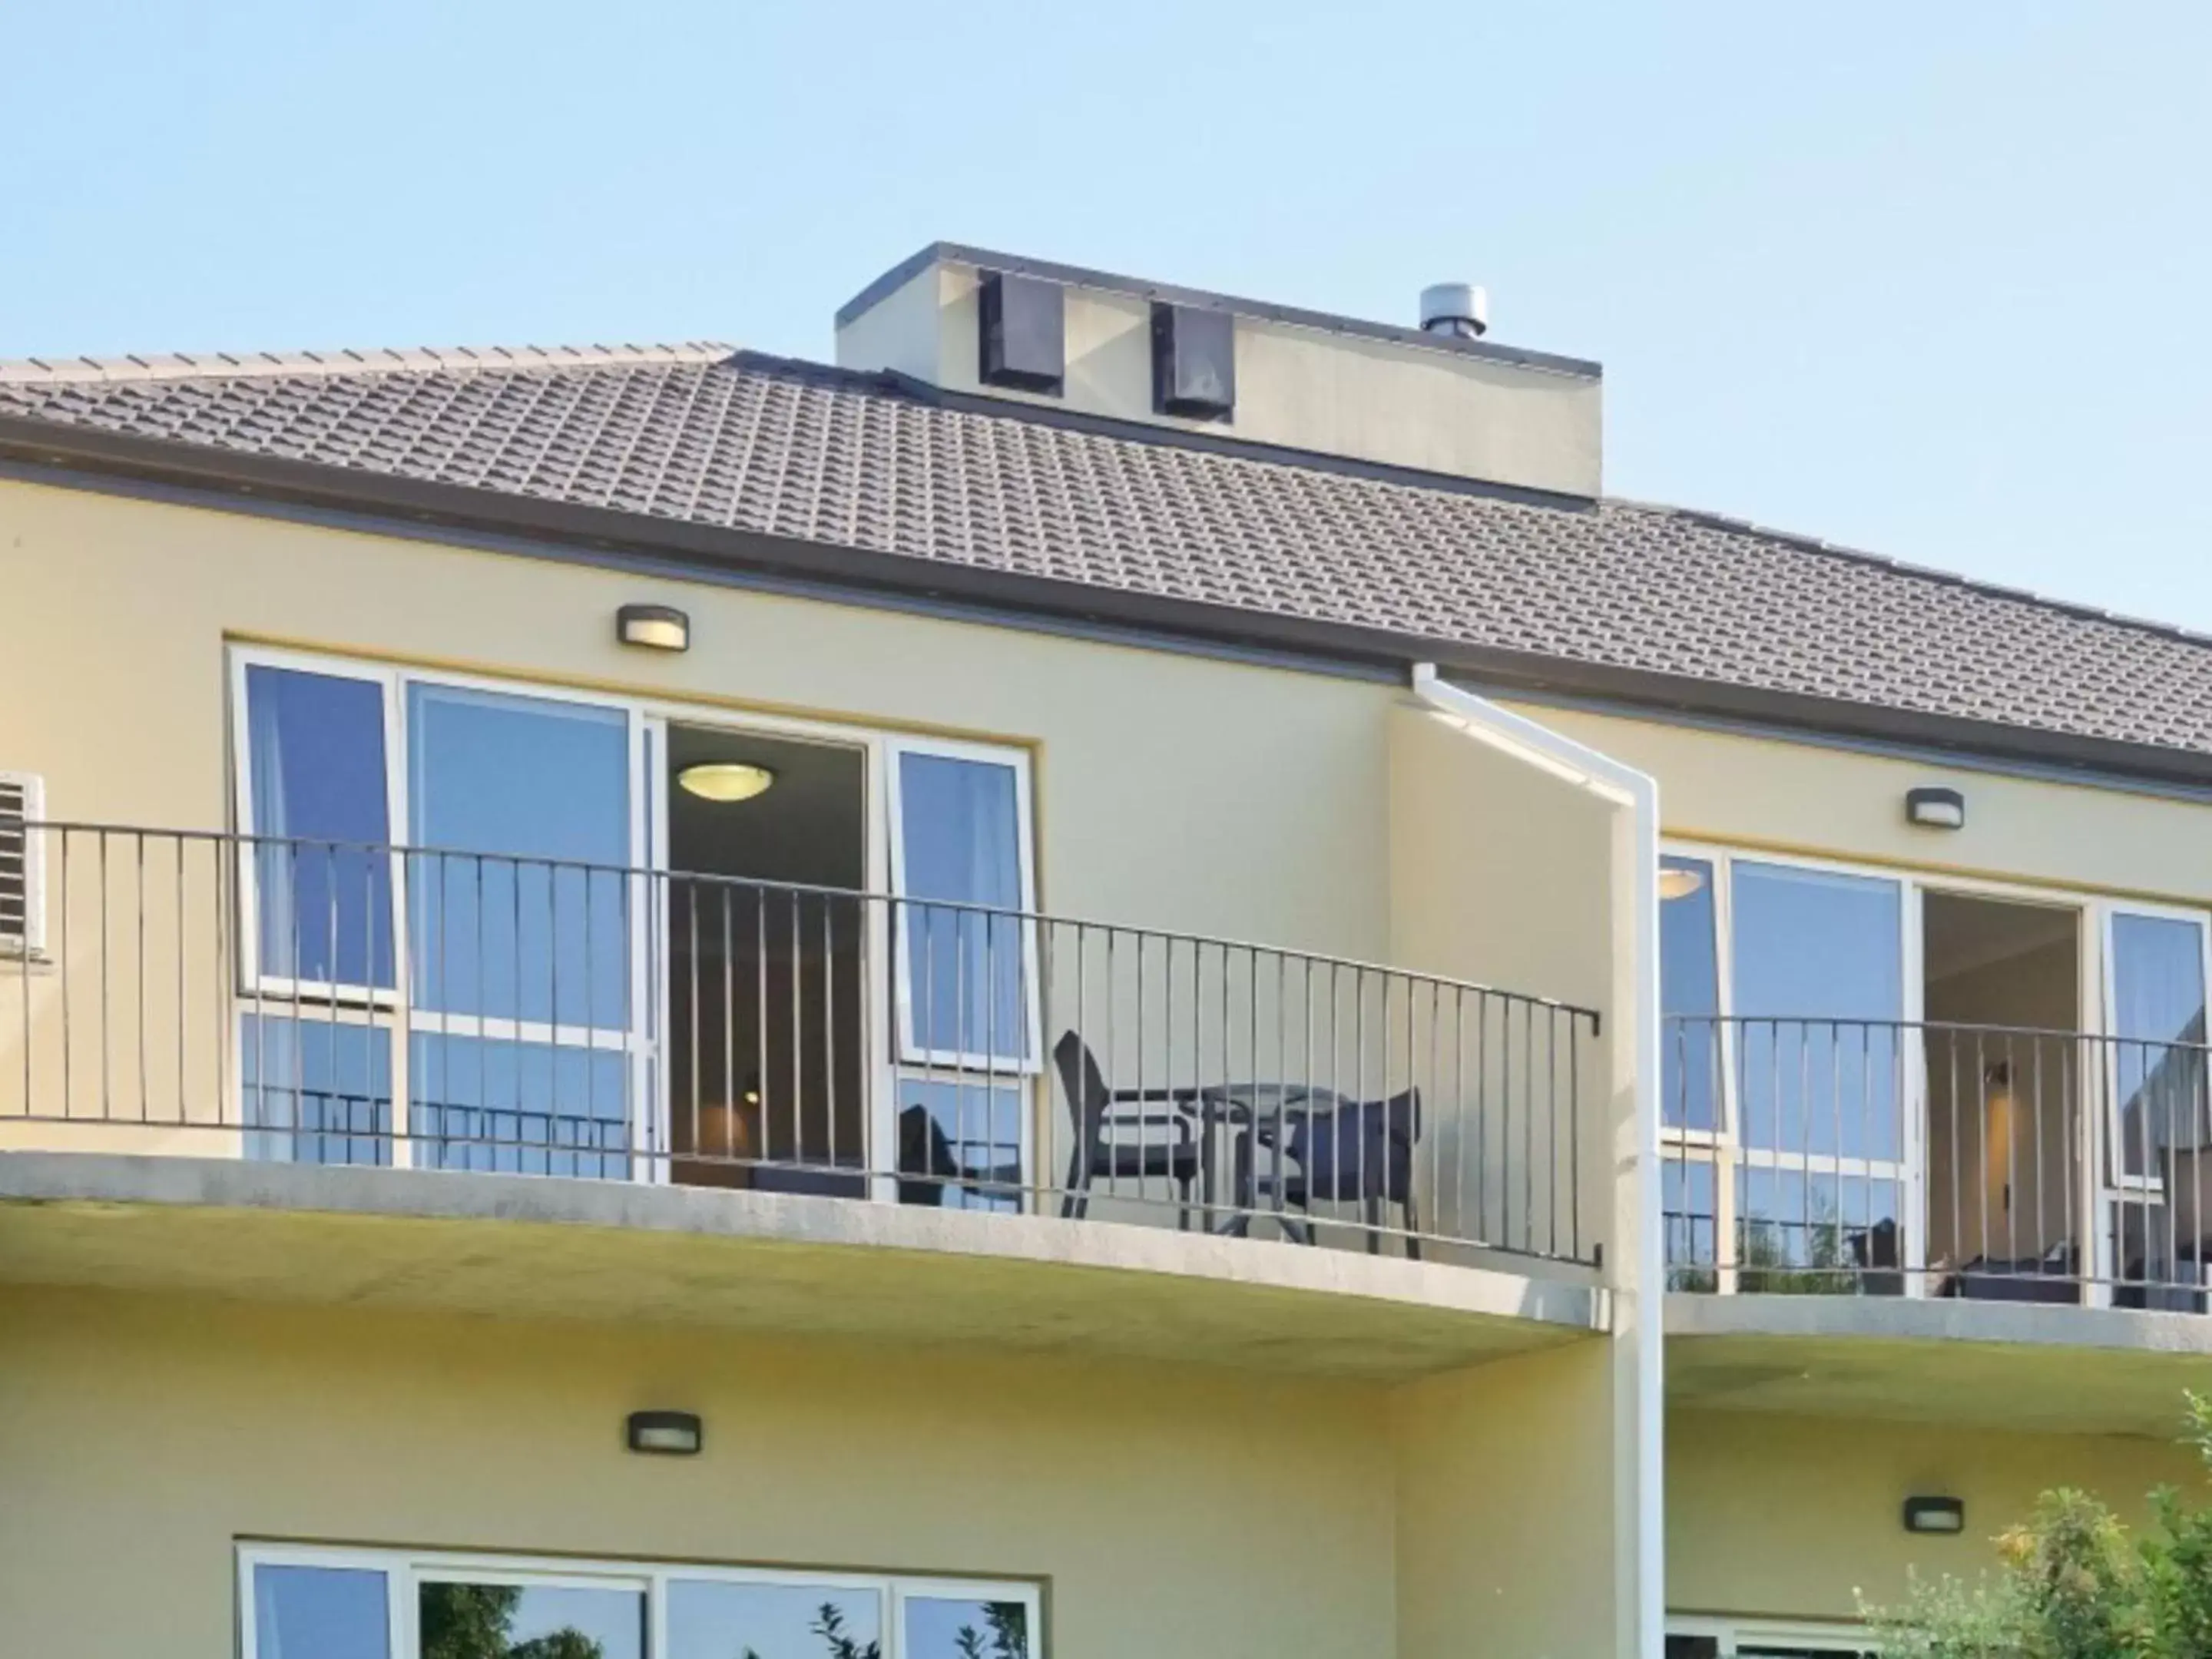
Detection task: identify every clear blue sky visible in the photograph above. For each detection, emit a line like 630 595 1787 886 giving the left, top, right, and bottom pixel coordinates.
7 3 2207 631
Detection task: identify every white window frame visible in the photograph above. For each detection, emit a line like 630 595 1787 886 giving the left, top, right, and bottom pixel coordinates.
1661 838 2211 1300
1668 1612 1876 1654
1661 840 1924 1294
2093 897 2212 1293
230 646 656 1174
229 645 1045 1200
0 769 47 959
883 732 1043 1077
237 1541 1046 1659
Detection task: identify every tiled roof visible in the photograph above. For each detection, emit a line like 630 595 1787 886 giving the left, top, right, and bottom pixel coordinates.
4 344 2210 767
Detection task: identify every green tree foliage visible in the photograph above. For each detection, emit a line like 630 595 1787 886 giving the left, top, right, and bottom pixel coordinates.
1867 1394 2212 1657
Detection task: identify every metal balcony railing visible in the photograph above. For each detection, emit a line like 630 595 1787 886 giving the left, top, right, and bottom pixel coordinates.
1664 1014 2212 1308
0 823 1601 1267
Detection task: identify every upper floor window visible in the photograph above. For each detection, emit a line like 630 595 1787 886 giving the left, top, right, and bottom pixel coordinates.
230 647 1038 1185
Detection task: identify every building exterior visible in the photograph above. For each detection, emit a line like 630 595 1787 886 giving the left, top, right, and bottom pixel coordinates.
2 244 2209 1659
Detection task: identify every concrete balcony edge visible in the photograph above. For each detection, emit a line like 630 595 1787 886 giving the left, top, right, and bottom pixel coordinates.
1667 1290 2212 1356
0 1152 1606 1379
1666 1290 2212 1436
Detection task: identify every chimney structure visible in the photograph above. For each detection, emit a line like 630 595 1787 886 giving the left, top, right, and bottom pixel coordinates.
835 244 1602 499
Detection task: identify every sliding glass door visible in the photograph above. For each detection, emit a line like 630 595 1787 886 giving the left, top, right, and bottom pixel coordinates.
233 648 1042 1197
1661 847 1913 1292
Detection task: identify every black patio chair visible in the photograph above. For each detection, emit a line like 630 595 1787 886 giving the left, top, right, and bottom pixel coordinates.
1051 1031 1204 1227
897 1101 1025 1209
1240 1088 1422 1257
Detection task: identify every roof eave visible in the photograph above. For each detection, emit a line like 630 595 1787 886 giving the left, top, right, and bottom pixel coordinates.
6 412 2211 793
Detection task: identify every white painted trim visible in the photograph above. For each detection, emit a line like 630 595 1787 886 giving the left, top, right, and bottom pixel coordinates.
1410 664 1662 1659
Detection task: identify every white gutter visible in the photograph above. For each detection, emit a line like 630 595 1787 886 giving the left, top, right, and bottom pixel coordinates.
1410 664 1664 1659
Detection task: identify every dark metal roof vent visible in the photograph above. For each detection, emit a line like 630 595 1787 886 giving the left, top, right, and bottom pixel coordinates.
1419 282 1489 339
978 270 1065 395
1150 303 1234 422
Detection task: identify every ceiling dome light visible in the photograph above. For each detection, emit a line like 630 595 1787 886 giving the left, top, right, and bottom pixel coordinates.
678 763 776 803
1659 866 1706 902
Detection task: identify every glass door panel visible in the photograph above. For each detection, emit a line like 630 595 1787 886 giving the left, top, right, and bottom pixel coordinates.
406 684 631 1029
404 684 642 1174
1730 860 1908 1286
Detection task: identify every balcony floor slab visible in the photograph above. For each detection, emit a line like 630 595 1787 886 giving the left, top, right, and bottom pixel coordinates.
0 1152 1602 1379
1667 1291 2212 1436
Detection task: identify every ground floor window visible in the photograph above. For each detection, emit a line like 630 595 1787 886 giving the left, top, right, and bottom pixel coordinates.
241 1545 1039 1659
1667 1617 1873 1657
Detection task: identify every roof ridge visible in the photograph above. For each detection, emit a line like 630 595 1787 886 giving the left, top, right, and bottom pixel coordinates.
1607 495 2212 656
0 339 739 387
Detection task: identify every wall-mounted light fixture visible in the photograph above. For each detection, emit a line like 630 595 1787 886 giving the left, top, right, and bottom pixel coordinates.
617 604 690 652
626 1410 704 1456
1905 786 1966 830
1902 1495 1966 1535
677 763 776 803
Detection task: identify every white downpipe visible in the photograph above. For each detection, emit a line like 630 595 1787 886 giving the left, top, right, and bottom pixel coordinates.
1410 664 1664 1659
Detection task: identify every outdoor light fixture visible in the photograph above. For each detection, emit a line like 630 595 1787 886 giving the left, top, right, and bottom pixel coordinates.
626 1410 703 1456
1905 786 1966 830
617 604 690 652
677 763 776 803
1902 1496 1966 1535
1660 866 1707 902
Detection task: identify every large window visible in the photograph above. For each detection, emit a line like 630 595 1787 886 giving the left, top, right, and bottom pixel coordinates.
237 654 646 1177
240 1545 1041 1659
233 649 1040 1190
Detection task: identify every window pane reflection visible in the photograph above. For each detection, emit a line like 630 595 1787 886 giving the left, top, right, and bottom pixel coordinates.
243 1014 392 1167
407 684 630 1028
667 1580 884 1659
1661 856 1720 1131
1737 1166 1902 1293
903 1595 1031 1659
1733 863 1902 1161
898 753 1028 1064
2111 912 2210 1179
1664 1158 1718 1290
246 664 395 990
410 1033 631 1177
418 1580 644 1659
253 1563 388 1659
897 1079 1024 1211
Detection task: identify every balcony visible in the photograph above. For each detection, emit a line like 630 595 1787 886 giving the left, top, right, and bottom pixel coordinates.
1661 1012 2212 1432
0 823 1603 1369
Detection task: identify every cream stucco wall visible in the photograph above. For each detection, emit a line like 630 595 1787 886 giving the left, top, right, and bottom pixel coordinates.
1387 704 1620 1257
1667 1406 2207 1624
1521 701 2212 909
1397 1340 1626 1659
0 1285 1400 1657
0 1283 1635 1657
0 476 1396 954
